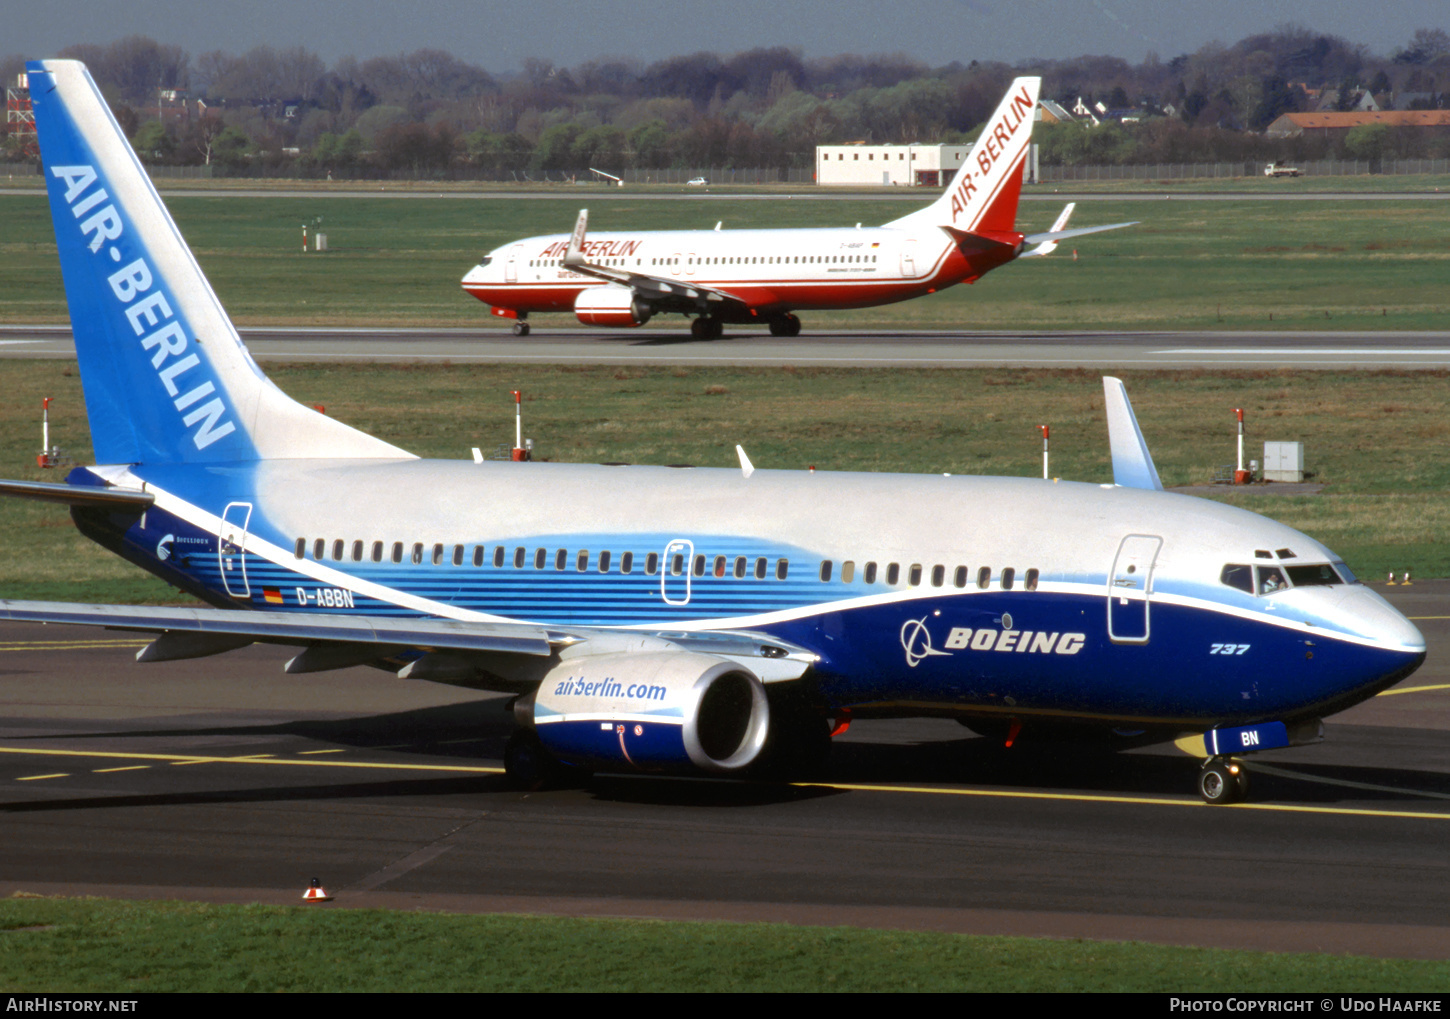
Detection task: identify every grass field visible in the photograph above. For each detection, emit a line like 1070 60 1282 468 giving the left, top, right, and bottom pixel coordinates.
1 362 1445 600
3 896 1446 992
4 190 1450 331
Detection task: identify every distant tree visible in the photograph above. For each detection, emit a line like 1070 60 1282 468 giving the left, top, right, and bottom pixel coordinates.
1344 122 1392 159
1250 77 1297 131
1395 28 1450 65
129 120 175 162
532 122 583 170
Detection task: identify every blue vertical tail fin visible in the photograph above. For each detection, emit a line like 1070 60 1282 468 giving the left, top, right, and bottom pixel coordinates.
27 59 411 465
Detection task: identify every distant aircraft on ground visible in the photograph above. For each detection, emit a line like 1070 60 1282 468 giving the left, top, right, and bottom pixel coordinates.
462 77 1135 337
1 60 1423 805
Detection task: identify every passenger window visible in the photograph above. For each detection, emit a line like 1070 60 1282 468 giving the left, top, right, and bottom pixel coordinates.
646 552 659 575
1025 568 1039 591
392 542 403 563
909 564 922 586
577 550 589 572
432 543 443 565
776 558 789 580
599 550 611 573
864 562 877 584
294 538 305 559
734 556 747 579
332 539 344 561
473 545 485 567
372 541 383 563
453 544 464 566
514 547 525 568
352 540 364 562
931 565 945 587
977 567 991 590
534 548 546 569
713 555 726 578
412 543 424 565
555 549 567 571
755 557 767 580
313 538 325 560
493 546 505 567
841 561 854 583
670 554 684 576
886 563 899 585
820 561 833 582
623 551 635 574
954 566 967 588
1002 567 1015 590
1220 564 1253 594
693 555 705 577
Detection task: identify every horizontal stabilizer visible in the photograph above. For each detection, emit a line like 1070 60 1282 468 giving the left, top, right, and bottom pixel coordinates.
0 478 153 510
1022 221 1139 246
1102 376 1163 491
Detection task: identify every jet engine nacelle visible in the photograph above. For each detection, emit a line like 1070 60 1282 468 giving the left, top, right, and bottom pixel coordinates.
530 651 769 773
574 284 652 327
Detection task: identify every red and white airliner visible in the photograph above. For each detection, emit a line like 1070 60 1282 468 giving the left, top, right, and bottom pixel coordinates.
462 77 1133 338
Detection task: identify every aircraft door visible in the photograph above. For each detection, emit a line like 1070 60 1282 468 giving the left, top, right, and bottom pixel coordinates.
1107 534 1161 643
900 239 918 277
218 501 253 599
506 244 523 283
661 538 693 605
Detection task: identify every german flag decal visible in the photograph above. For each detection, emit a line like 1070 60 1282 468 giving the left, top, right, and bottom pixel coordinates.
262 587 284 605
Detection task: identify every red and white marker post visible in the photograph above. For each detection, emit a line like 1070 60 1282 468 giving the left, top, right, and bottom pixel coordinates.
510 390 530 461
1233 408 1250 484
1040 424 1050 479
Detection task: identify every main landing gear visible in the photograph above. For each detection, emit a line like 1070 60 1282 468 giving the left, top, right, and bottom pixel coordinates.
1198 756 1249 805
767 313 801 337
511 314 530 337
690 316 723 340
503 729 582 790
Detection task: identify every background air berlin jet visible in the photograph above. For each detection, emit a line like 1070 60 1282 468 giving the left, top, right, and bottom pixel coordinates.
463 77 1133 337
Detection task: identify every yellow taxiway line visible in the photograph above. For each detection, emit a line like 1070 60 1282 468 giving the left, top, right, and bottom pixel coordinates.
2 745 1447 821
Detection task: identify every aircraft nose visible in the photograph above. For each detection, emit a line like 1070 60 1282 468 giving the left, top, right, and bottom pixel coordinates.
1348 585 1425 653
462 263 487 285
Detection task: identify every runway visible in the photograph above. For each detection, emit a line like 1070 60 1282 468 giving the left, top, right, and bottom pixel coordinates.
1 582 1447 956
6 324 1450 369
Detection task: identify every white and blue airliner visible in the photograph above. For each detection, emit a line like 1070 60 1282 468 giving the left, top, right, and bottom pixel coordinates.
1 60 1425 803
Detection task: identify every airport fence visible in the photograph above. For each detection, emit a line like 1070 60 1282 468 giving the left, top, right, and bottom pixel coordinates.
1037 158 1450 181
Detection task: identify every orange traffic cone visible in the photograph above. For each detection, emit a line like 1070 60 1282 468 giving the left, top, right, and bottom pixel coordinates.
302 878 332 903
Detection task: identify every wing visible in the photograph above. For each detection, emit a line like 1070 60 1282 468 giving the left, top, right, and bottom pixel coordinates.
0 598 816 689
562 208 749 316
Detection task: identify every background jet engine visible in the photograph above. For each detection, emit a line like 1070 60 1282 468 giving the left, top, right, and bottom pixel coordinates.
526 651 769 773
573 284 652 327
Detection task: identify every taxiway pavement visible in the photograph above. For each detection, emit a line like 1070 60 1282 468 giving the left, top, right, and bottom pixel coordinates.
5 325 1450 369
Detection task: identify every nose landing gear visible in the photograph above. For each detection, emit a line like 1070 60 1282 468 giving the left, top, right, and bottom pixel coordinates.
1198 756 1249 804
767 313 801 337
690 316 723 340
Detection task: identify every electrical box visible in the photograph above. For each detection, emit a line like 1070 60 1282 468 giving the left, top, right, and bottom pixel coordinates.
1262 441 1304 482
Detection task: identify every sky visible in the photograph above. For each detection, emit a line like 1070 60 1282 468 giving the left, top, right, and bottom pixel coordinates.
9 0 1448 72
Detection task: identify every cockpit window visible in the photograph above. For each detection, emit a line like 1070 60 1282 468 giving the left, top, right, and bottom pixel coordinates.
1333 561 1358 584
1286 564 1343 587
1257 566 1287 595
1220 564 1254 594
477 256 492 267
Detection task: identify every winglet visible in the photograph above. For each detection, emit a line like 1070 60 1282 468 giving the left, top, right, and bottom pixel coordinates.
736 445 754 479
1103 377 1163 490
563 208 589 266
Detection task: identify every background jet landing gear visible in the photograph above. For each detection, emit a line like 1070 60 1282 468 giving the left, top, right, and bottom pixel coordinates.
511 314 530 337
690 316 723 340
767 313 801 337
1198 756 1249 805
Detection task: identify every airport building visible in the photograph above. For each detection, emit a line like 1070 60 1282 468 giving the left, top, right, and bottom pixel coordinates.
815 143 973 186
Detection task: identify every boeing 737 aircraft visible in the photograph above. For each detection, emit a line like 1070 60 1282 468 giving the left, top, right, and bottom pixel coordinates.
1 60 1425 805
462 77 1135 337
